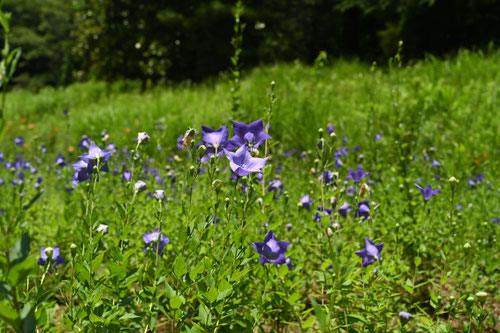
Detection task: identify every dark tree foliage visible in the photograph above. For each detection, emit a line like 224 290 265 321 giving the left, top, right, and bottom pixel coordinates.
6 0 500 87
5 0 75 89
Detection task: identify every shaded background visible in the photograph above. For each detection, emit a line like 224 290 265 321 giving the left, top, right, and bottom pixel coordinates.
6 0 500 90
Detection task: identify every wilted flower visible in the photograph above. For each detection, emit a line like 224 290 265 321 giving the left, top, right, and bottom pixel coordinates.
415 183 441 200
134 180 147 192
299 194 312 210
252 230 291 268
229 119 272 149
355 237 383 267
143 228 170 255
37 246 65 270
181 128 197 150
346 167 370 182
225 145 267 177
359 183 370 197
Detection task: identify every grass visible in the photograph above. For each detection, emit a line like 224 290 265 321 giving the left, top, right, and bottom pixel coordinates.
0 48 498 331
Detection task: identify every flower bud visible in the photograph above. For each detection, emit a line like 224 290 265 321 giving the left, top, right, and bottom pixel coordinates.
153 190 165 200
464 242 471 249
318 128 324 138
212 179 222 191
137 132 150 144
44 247 54 259
70 243 78 258
198 144 207 156
189 165 196 176
448 176 459 183
97 224 108 234
398 311 413 325
134 180 147 192
475 291 488 304
327 228 333 236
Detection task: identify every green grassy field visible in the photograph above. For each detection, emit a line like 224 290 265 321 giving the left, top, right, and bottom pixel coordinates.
0 49 498 331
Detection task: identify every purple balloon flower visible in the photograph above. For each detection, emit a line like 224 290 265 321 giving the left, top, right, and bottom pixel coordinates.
225 145 267 177
252 230 291 268
229 119 272 149
355 237 383 267
354 201 370 220
399 311 413 324
14 137 24 147
72 142 111 183
346 167 370 182
143 228 170 255
299 194 312 210
55 154 66 167
339 201 352 218
267 179 284 198
197 125 233 162
431 159 440 167
37 246 65 270
415 183 441 200
323 170 334 186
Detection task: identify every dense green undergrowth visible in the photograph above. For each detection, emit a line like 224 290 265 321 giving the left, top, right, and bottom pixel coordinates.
0 49 499 331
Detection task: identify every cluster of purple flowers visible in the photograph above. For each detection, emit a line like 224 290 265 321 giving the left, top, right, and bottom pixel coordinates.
196 119 272 177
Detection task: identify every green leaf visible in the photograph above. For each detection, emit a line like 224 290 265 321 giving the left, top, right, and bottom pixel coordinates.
22 191 43 211
0 299 20 329
199 303 210 325
0 281 12 300
9 233 30 266
414 256 421 267
189 262 204 281
74 263 90 282
311 299 326 331
173 256 187 280
7 257 35 286
0 11 10 33
91 252 105 271
89 313 103 323
22 312 36 333
119 313 141 320
205 286 218 303
347 314 367 323
170 295 183 309
278 264 289 277
217 279 232 301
